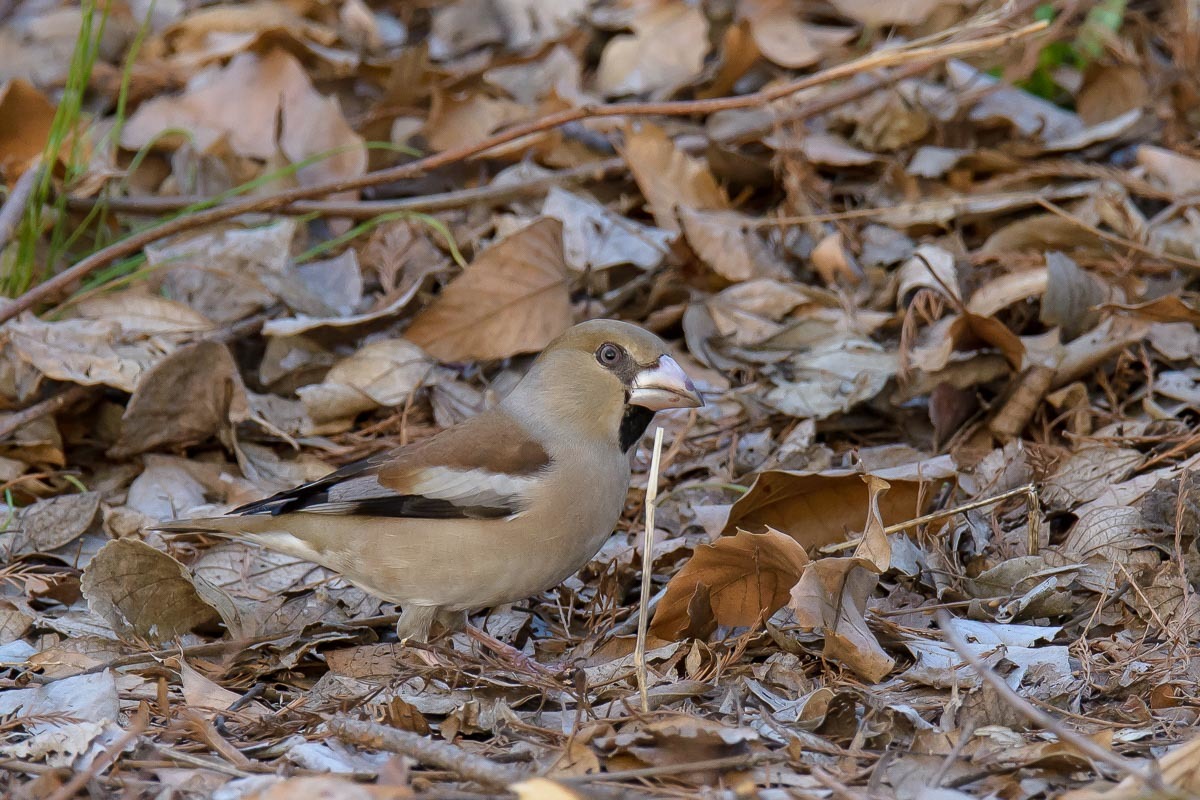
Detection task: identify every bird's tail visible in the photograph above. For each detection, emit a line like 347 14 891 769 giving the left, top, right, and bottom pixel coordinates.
149 516 251 537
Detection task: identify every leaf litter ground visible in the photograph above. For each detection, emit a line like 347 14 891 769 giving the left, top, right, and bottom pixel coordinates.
2 1 1200 798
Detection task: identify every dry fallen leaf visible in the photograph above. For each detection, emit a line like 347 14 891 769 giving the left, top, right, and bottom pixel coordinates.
678 207 790 282
596 3 709 98
827 0 946 26
0 78 56 178
110 341 250 457
740 0 851 69
543 187 674 272
406 218 573 361
620 123 728 233
8 492 100 555
789 560 893 681
123 49 365 188
1062 735 1200 800
651 527 810 640
724 457 955 549
81 539 232 643
297 338 436 428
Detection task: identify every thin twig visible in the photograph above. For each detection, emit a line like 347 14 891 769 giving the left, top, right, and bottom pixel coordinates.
35 613 400 683
823 483 1040 553
0 160 42 252
1035 198 1200 271
935 609 1165 791
0 384 93 441
66 157 627 218
328 715 525 790
0 18 1047 324
565 752 785 782
635 426 665 715
44 706 148 800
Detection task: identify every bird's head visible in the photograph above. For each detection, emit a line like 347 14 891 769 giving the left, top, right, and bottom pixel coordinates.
504 319 703 451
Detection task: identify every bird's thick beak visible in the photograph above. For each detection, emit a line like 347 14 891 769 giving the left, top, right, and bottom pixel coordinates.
629 355 704 411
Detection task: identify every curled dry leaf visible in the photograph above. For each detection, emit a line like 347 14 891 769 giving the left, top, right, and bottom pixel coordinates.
1062 735 1200 800
122 50 365 188
827 0 946 26
897 243 960 305
1040 252 1109 341
764 336 899 420
782 475 893 682
543 187 674 272
595 3 709 98
650 527 810 640
145 219 298 324
0 671 121 768
5 315 173 393
110 341 250 458
406 218 573 361
678 207 790 282
620 123 728 233
739 0 851 69
297 338 435 428
81 539 233 643
429 0 587 59
789 560 893 682
724 456 955 550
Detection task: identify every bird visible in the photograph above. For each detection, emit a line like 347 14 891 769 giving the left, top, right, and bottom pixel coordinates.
154 319 703 648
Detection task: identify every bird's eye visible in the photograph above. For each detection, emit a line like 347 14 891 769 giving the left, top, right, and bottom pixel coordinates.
596 343 622 366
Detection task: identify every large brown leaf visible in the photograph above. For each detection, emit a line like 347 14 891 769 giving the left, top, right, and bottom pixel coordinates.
406 218 573 361
81 539 232 643
723 457 955 550
110 341 250 458
650 528 810 640
620 123 727 233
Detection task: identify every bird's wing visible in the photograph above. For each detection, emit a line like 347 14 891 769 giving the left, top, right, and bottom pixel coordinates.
229 410 550 520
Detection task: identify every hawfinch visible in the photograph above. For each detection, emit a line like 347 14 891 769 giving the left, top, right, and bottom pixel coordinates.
156 320 702 642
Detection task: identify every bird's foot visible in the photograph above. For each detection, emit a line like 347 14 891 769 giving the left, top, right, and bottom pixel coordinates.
464 624 559 680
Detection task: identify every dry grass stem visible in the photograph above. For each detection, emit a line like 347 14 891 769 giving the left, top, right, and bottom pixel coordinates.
635 426 665 714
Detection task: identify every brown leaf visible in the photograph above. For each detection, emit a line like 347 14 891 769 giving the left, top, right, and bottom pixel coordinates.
10 492 100 555
788 558 894 681
122 50 364 188
595 4 709 98
0 78 56 178
0 600 33 644
1040 252 1109 340
1062 724 1200 800
827 0 945 26
852 476 890 572
678 207 788 282
740 0 851 69
423 90 528 154
620 123 728 233
723 458 955 550
406 218 573 361
651 528 810 640
949 312 1026 370
110 342 250 458
297 338 435 428
81 539 229 643
1104 296 1200 326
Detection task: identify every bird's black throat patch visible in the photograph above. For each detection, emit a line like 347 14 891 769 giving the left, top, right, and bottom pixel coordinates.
618 404 656 452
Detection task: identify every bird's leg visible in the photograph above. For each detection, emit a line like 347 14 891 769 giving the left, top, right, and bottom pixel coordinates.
395 605 438 642
395 606 445 667
464 623 559 679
